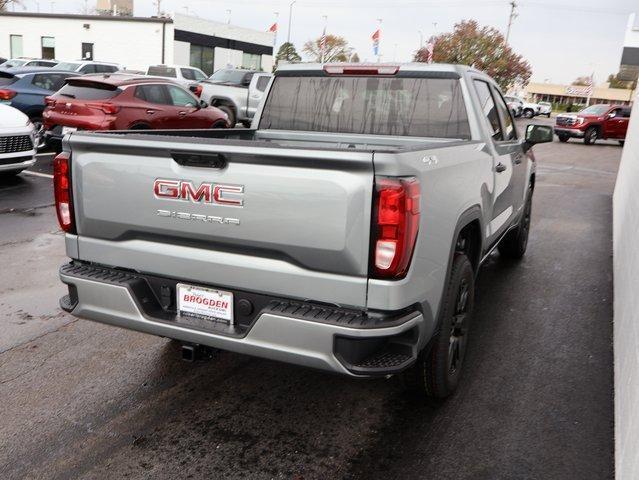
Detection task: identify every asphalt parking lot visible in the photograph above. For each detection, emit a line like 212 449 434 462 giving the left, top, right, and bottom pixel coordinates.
0 117 616 479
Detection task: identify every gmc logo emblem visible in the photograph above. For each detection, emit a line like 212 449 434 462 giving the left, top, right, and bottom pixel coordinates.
154 179 244 207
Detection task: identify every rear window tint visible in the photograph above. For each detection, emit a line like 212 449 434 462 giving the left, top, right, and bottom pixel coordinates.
260 75 470 139
148 66 177 78
57 81 120 100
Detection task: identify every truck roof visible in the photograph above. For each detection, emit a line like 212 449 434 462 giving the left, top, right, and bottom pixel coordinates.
275 62 484 77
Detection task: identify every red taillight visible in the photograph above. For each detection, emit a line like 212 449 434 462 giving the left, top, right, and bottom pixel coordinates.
45 96 56 106
371 177 420 278
53 152 75 233
0 89 16 100
87 102 120 114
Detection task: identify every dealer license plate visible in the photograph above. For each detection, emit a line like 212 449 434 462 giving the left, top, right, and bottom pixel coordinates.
177 283 234 324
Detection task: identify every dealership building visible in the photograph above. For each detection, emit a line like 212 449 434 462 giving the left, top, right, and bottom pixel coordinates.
0 11 274 74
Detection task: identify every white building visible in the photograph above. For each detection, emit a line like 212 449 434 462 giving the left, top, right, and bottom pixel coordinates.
0 11 274 74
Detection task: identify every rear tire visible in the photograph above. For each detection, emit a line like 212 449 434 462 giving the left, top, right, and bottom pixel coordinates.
523 109 534 119
558 134 569 143
211 121 228 129
402 253 474 400
584 126 598 145
499 185 533 260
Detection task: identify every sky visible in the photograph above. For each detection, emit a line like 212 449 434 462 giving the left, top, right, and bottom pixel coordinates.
12 0 639 85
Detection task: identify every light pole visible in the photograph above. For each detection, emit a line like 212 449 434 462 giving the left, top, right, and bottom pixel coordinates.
376 18 382 63
287 1 296 45
320 15 327 63
226 9 231 24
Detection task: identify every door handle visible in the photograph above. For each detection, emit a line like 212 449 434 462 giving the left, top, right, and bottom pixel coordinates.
146 109 156 115
495 162 507 173
178 111 187 116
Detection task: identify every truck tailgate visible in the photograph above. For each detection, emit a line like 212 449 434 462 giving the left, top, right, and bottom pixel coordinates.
68 133 374 307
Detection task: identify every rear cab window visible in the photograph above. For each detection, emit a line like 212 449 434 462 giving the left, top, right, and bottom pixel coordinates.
259 73 470 139
56 80 120 100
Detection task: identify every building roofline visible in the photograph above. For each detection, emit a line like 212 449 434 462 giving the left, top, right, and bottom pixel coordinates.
0 11 173 23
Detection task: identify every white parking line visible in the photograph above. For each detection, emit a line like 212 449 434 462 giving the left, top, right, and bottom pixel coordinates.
23 171 53 179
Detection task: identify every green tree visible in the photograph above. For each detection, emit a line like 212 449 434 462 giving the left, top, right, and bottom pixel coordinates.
414 20 531 90
607 73 637 90
303 34 352 63
275 42 301 64
572 76 592 86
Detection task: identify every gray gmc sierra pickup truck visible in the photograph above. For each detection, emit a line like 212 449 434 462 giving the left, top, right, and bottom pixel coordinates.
56 63 552 399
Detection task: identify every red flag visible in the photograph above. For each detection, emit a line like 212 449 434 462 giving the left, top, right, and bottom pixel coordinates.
371 29 380 42
268 23 277 33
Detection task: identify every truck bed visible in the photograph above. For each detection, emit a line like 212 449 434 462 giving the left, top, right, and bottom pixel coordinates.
77 127 469 153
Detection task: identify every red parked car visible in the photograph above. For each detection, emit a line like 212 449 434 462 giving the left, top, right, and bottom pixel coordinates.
554 104 631 145
43 74 229 148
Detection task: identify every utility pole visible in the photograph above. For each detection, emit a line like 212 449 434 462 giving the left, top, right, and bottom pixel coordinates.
287 1 296 44
505 1 517 44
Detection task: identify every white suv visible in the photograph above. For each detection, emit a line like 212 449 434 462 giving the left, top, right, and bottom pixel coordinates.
52 61 122 74
145 65 208 86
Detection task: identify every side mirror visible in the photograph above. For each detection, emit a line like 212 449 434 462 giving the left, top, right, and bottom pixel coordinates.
607 112 616 119
524 124 553 150
199 99 208 109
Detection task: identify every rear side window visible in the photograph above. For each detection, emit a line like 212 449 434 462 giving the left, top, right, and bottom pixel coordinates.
492 88 516 140
181 68 196 80
135 84 170 105
95 64 117 73
256 76 270 92
148 66 177 78
57 81 120 100
79 64 97 74
621 107 632 118
474 80 502 141
260 75 470 139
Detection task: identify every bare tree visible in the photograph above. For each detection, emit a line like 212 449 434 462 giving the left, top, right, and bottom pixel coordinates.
303 35 352 63
0 0 21 11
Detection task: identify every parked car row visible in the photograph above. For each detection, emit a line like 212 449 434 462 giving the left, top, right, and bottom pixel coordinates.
504 96 547 119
